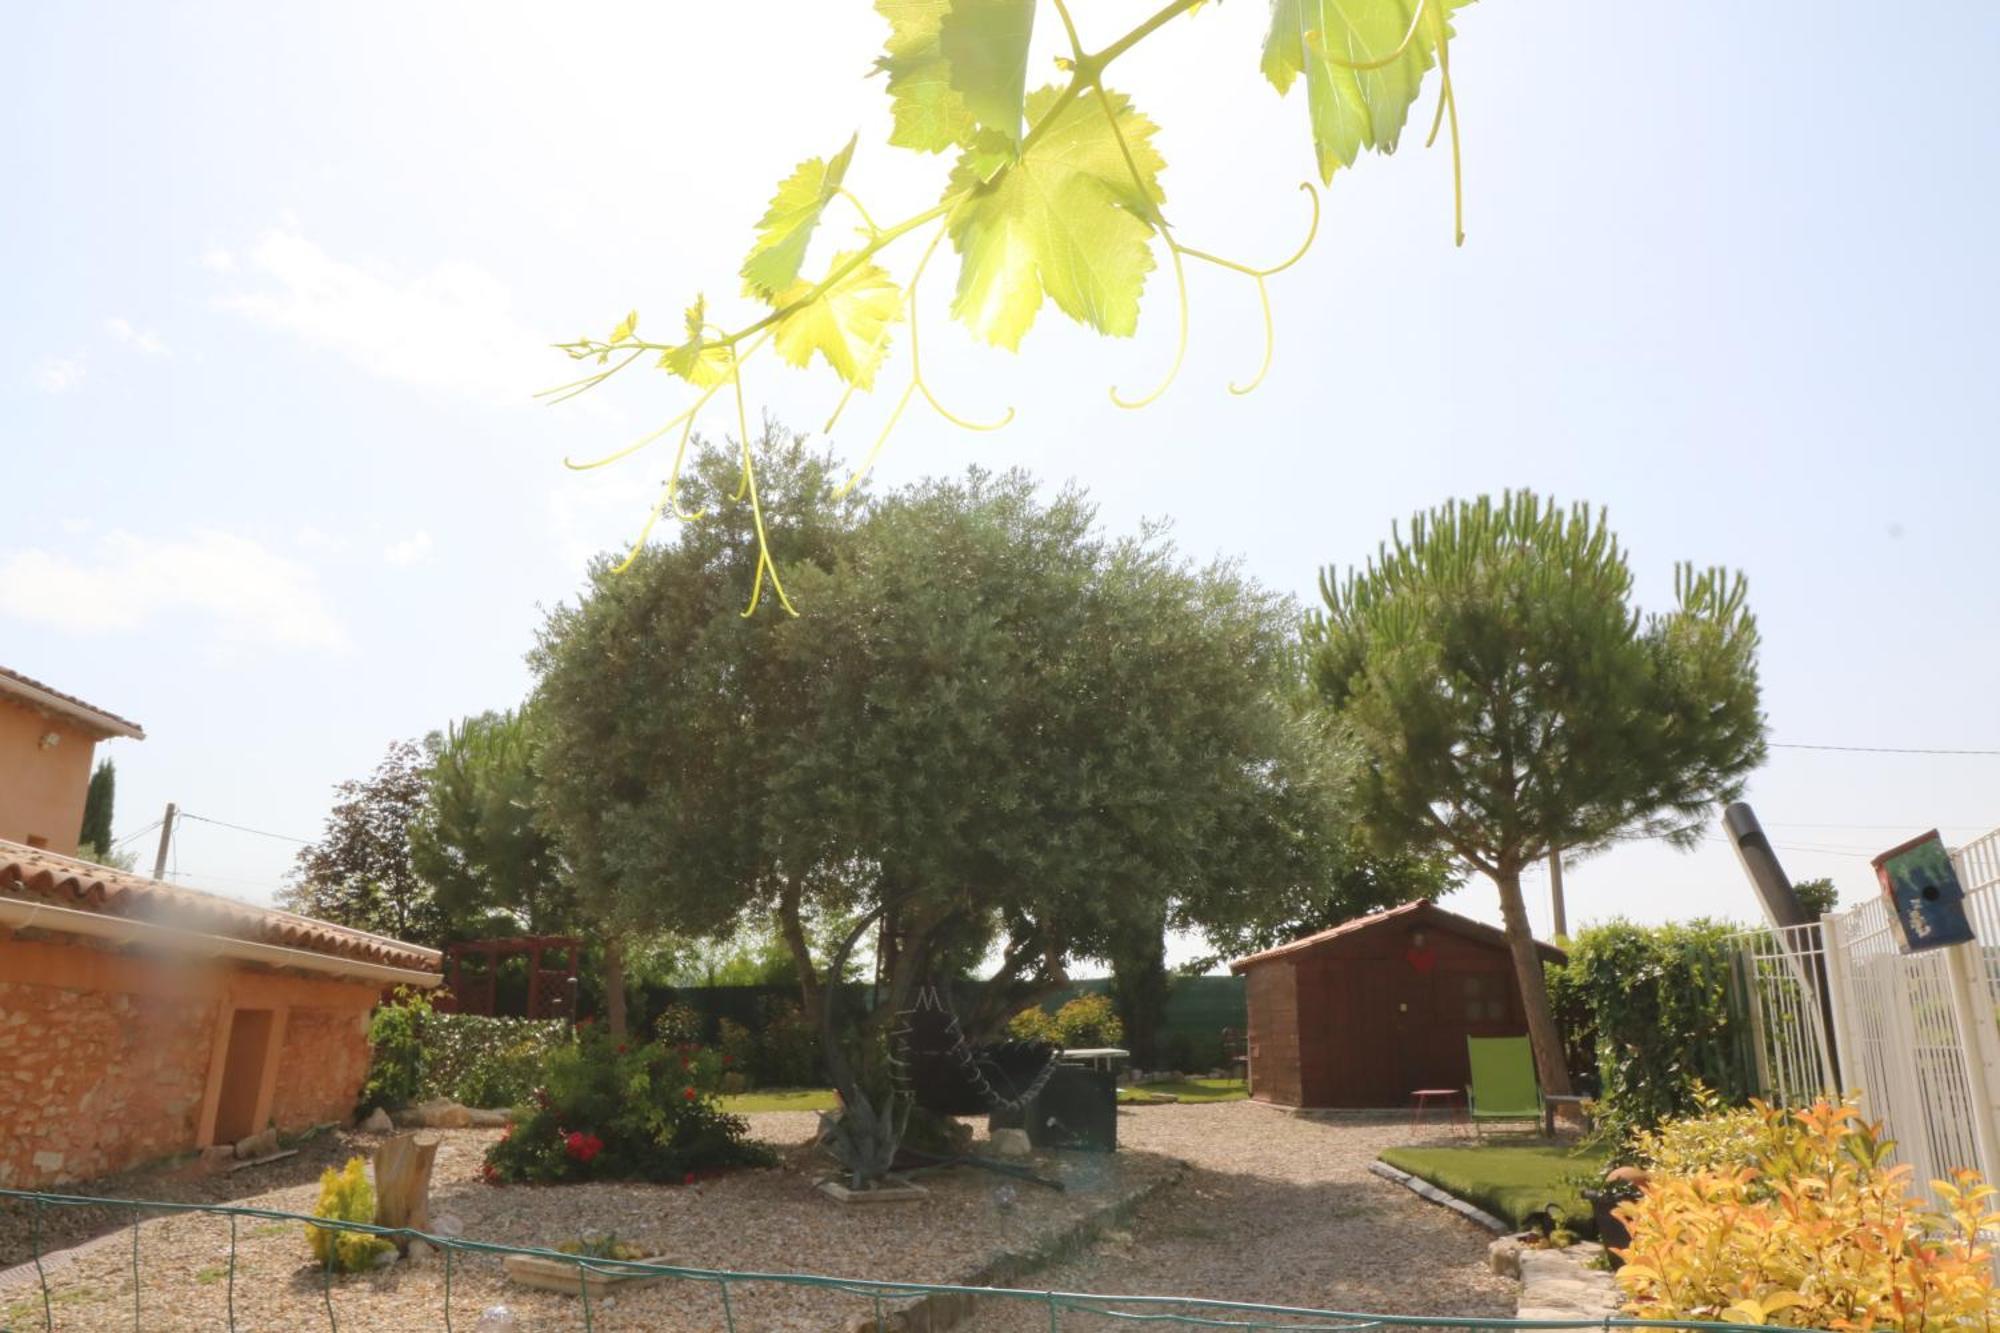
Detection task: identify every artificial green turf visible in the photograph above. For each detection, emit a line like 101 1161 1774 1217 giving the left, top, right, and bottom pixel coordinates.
1118 1078 1249 1105
1377 1142 1609 1231
716 1087 839 1114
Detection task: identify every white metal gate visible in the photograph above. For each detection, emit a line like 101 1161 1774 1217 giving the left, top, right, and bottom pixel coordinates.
1736 824 2000 1191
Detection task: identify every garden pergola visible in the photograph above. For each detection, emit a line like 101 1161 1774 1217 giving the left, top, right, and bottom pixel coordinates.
437 935 580 1019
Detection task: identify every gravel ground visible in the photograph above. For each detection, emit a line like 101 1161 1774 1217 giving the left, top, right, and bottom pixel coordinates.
1 1104 1511 1332
0 1113 1174 1332
958 1103 1516 1330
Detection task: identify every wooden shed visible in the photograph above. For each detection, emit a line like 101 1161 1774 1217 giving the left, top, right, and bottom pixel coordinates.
1229 900 1565 1109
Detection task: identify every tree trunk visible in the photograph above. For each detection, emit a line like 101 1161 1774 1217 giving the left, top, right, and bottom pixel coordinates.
372 1132 438 1254
775 878 823 1028
1491 866 1573 1098
603 935 627 1039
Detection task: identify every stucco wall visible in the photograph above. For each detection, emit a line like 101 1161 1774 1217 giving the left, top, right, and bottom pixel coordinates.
0 933 384 1188
0 699 99 855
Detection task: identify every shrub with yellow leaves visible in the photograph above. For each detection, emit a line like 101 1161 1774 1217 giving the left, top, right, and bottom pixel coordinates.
305 1156 392 1274
1616 1099 2000 1328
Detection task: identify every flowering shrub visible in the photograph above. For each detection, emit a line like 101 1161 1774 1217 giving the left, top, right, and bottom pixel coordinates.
305 1157 393 1273
482 1025 774 1184
1007 993 1125 1049
1617 1099 2000 1328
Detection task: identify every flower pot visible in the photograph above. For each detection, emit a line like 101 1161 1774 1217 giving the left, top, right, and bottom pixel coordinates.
1584 1190 1631 1259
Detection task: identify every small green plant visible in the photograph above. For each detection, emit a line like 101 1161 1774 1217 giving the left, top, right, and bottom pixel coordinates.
357 987 431 1112
717 1018 758 1088
306 1157 391 1273
1007 992 1125 1049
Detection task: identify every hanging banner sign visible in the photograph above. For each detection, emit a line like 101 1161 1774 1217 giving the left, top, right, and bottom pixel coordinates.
1874 829 1975 954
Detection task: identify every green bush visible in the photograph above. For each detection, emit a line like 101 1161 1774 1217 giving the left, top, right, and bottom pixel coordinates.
358 988 431 1112
1544 918 1747 1140
482 1024 775 1184
1007 993 1126 1049
717 1018 758 1089
753 996 819 1086
652 1002 704 1046
427 1014 567 1108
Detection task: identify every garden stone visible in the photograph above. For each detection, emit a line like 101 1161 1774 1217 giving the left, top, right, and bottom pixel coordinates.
360 1107 394 1133
433 1213 466 1237
989 1128 1032 1158
464 1106 512 1127
1487 1234 1525 1278
234 1127 279 1160
406 1238 436 1266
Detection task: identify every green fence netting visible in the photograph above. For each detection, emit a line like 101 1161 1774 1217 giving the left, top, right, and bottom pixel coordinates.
0 1187 1767 1333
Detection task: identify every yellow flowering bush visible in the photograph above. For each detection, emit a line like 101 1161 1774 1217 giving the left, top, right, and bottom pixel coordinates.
1617 1100 2000 1329
305 1156 392 1273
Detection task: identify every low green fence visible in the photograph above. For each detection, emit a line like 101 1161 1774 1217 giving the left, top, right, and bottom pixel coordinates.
0 1187 1771 1333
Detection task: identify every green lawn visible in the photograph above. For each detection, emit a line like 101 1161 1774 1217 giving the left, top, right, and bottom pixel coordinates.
717 1087 839 1114
1377 1142 1609 1231
1119 1078 1248 1105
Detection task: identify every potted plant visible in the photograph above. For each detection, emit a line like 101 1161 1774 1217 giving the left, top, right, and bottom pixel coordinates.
504 1233 669 1299
1580 1166 1646 1257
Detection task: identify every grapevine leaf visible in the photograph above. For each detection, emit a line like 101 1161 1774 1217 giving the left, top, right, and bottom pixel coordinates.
740 136 859 300
1261 0 1469 184
874 0 977 152
938 0 1036 149
772 255 902 388
659 296 733 387
608 309 638 344
945 85 1165 350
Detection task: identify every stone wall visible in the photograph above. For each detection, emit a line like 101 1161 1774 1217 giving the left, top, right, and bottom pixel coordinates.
269 1006 372 1130
0 978 218 1187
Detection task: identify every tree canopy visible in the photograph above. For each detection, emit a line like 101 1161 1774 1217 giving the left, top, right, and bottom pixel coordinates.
530 428 1348 1041
283 739 445 947
77 758 115 858
1304 491 1766 1095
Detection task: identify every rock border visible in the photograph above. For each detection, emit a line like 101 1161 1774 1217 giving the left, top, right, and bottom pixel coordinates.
1366 1159 1509 1233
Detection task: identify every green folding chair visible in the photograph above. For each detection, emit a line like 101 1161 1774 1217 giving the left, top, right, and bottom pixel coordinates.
1466 1036 1544 1138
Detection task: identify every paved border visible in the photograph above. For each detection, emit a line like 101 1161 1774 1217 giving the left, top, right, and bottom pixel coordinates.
0 1225 128 1291
1366 1160 1510 1233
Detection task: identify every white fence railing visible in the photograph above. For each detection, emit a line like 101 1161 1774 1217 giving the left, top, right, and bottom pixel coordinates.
1733 824 2000 1190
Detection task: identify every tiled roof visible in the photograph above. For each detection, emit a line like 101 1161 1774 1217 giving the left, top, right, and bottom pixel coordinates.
0 838 439 974
1228 898 1565 971
0 665 144 740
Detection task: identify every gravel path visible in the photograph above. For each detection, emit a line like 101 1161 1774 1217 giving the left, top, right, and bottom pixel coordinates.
959 1103 1516 1330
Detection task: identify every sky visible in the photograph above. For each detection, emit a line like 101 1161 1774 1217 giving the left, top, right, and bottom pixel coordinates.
4 2 1998 963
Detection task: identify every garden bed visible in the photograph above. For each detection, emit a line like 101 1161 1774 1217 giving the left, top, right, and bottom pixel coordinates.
1376 1143 1608 1234
0 1113 1178 1332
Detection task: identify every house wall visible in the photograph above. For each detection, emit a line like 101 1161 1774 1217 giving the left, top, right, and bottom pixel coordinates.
0 699 100 856
0 931 382 1188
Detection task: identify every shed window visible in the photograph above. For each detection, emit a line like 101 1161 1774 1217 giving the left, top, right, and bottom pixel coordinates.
1458 973 1507 1022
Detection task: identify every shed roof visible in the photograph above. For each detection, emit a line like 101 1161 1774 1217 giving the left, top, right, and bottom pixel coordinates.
0 838 439 975
0 665 145 740
1228 899 1566 972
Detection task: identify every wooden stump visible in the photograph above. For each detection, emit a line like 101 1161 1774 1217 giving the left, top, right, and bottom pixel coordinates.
373 1132 439 1253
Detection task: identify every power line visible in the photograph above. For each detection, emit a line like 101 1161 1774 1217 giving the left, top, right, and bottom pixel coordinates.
109 818 162 850
1773 742 2000 757
177 812 311 845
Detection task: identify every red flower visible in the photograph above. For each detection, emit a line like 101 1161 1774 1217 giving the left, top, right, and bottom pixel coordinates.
683 1086 696 1102
683 1171 695 1185
616 1043 629 1054
576 1016 594 1029
564 1131 604 1164
722 1055 733 1068
480 1162 503 1186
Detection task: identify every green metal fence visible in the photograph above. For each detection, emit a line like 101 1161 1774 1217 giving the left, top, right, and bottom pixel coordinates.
1 1187 1764 1333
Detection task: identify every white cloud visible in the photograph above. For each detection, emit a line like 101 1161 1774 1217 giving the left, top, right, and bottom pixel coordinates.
32 356 86 394
382 530 433 566
0 530 348 651
212 225 546 405
199 247 236 273
105 317 169 356
294 525 346 554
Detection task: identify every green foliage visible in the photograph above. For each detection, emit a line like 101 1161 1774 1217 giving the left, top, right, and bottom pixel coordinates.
423 1013 567 1109
358 987 432 1113
1545 919 1748 1141
77 759 115 857
716 1018 758 1087
652 1003 705 1047
533 437 1347 1063
410 708 574 938
481 1025 775 1184
1307 492 1767 1094
752 997 819 1087
549 0 1474 613
555 1234 651 1261
305 1157 391 1273
1010 993 1126 1048
1628 1084 1795 1180
1792 877 1839 919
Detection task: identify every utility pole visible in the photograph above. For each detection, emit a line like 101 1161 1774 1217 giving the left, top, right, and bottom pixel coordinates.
1548 849 1568 939
151 802 177 881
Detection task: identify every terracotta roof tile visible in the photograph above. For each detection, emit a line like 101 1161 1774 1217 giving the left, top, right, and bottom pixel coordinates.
0 665 144 739
0 838 438 974
1228 898 1565 971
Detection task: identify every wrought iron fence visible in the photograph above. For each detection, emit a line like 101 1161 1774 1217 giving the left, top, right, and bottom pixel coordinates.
0 1187 1780 1333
